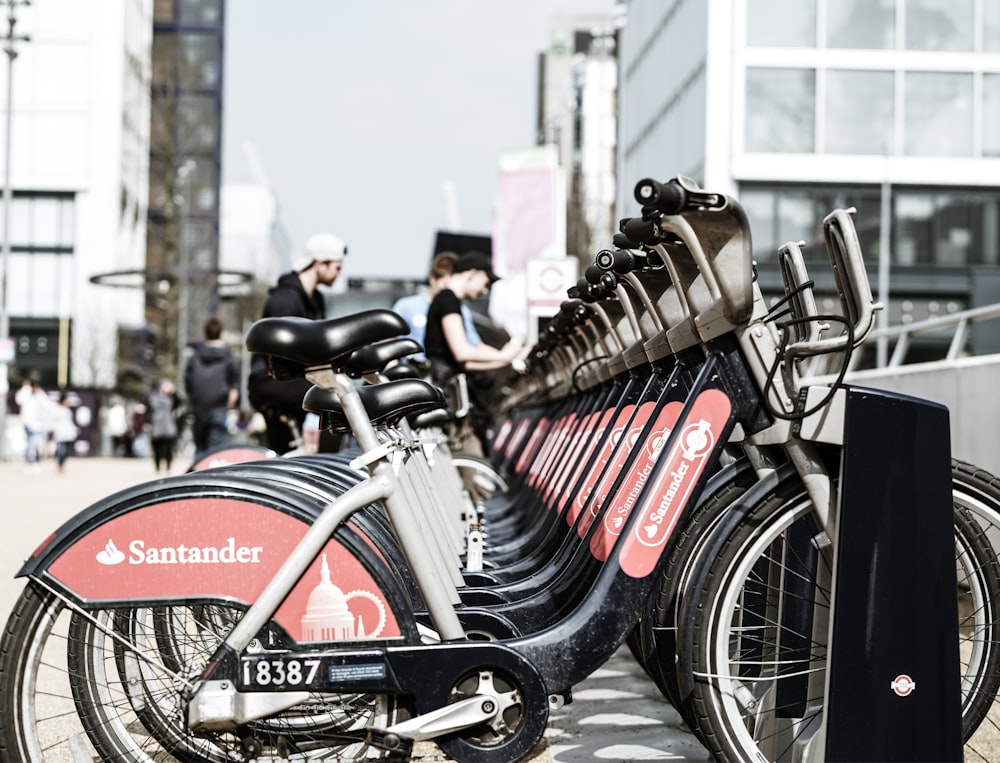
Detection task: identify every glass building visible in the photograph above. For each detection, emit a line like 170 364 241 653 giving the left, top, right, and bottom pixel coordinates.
618 0 1000 359
147 0 225 381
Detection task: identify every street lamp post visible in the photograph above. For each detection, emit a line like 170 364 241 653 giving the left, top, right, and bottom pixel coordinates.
0 0 28 461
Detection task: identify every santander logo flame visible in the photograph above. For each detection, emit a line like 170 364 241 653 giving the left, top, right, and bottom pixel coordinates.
96 540 126 565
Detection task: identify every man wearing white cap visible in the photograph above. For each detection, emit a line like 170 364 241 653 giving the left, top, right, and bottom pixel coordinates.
247 232 347 453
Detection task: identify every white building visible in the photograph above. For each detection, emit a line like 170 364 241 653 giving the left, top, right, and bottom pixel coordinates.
3 0 151 391
539 13 619 262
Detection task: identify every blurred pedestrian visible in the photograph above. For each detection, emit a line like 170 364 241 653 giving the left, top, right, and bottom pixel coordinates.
19 380 48 471
148 379 180 473
51 392 79 474
105 398 128 456
247 232 347 454
184 317 240 464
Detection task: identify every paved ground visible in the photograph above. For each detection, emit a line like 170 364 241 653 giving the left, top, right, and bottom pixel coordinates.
0 454 709 762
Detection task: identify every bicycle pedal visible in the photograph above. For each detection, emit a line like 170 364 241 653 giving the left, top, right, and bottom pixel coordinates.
366 728 414 758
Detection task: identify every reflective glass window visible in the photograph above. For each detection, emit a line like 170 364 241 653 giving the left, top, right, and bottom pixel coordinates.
745 68 816 152
825 70 894 154
985 74 1000 157
178 33 219 89
904 72 972 156
746 0 816 46
905 0 973 51
987 0 1000 52
741 184 883 264
177 94 220 153
895 189 1000 266
826 0 895 49
180 0 222 24
9 197 31 247
151 35 178 84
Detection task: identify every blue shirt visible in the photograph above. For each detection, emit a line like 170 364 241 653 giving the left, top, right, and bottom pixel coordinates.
391 292 481 356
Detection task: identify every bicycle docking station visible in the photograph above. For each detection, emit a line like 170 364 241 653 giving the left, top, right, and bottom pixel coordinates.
802 384 962 761
2 176 988 763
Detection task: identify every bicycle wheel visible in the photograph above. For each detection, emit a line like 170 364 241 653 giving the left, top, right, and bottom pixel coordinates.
637 461 760 715
682 471 1000 762
452 454 510 501
951 460 1000 762
0 581 402 762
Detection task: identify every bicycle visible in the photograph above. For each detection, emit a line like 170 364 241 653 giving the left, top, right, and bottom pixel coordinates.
0 178 991 763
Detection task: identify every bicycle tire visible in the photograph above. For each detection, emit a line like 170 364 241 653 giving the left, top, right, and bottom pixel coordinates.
639 461 760 720
452 454 511 500
680 466 1000 761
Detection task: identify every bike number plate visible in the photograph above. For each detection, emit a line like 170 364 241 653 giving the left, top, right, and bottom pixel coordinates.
237 654 390 692
238 655 324 691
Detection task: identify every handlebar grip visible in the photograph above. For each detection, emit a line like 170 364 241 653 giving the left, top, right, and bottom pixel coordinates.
634 178 687 214
584 263 606 285
611 232 634 249
619 216 657 246
595 248 647 274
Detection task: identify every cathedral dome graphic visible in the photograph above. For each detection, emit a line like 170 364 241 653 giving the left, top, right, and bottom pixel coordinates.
300 554 360 641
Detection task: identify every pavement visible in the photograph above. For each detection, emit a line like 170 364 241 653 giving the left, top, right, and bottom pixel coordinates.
0 454 710 762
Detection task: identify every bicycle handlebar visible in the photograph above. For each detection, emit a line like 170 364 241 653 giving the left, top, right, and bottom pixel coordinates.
633 175 725 215
779 208 882 365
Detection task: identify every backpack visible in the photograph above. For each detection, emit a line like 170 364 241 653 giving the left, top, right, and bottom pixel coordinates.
185 347 235 411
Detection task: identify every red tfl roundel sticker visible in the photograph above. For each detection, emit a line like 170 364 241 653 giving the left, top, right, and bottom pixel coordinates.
891 674 916 697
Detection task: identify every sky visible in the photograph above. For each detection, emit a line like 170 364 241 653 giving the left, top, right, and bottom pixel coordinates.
221 1 616 282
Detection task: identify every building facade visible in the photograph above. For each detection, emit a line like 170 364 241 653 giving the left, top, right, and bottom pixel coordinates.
618 0 1000 361
145 0 228 385
2 0 151 393
538 13 620 265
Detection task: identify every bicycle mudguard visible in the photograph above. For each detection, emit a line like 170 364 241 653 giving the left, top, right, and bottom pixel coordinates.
15 472 419 646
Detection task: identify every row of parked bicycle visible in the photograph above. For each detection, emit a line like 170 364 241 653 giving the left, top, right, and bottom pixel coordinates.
1 176 997 762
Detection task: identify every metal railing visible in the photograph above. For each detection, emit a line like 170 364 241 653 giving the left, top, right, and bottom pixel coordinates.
806 301 1000 378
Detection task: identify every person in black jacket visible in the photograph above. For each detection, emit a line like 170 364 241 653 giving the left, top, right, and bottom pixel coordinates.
247 232 347 453
184 317 240 463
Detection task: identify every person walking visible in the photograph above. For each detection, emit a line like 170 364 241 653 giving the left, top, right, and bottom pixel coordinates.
19 380 48 471
104 398 129 456
51 392 79 474
247 232 347 454
184 317 240 464
148 379 180 473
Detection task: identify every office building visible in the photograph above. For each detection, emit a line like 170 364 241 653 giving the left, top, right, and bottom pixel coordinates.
1 0 151 392
617 0 1000 360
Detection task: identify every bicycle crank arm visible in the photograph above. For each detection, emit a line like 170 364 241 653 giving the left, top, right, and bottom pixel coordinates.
385 694 502 741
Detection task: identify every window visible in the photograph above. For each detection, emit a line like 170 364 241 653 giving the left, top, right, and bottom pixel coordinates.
179 0 222 24
826 0 895 49
745 68 815 152
2 194 75 250
985 74 1000 157
987 0 1000 53
744 184 1000 269
825 70 894 154
176 94 220 153
740 185 882 264
178 32 219 90
905 0 974 51
895 189 1000 266
904 72 972 156
746 0 816 47
0 194 76 318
